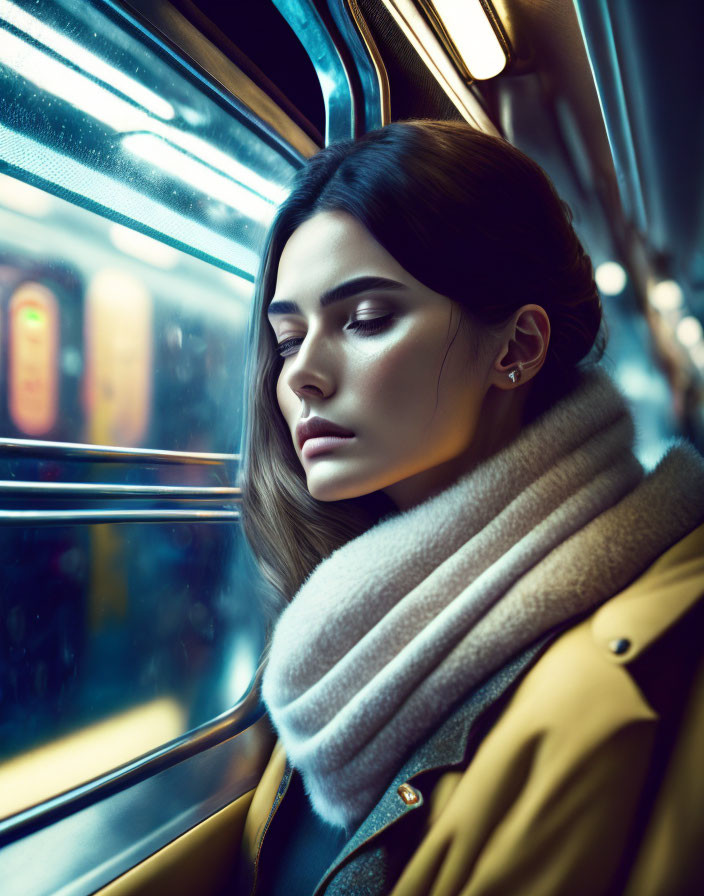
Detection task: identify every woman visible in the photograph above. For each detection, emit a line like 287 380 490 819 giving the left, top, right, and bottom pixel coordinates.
236 121 704 895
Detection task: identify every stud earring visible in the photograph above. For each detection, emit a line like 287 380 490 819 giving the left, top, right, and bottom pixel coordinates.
507 366 522 384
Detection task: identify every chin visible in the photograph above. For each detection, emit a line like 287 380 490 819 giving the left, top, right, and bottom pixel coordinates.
307 480 364 503
306 470 381 503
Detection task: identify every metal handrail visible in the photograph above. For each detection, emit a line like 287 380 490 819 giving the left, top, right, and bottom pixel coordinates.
0 509 239 524
0 437 238 465
0 481 240 498
0 667 267 844
330 0 391 132
273 0 356 143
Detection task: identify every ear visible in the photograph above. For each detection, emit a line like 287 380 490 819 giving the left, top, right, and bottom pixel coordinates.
490 304 551 390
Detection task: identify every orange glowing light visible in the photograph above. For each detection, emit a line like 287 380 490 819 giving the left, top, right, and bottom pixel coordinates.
9 281 59 435
84 268 152 446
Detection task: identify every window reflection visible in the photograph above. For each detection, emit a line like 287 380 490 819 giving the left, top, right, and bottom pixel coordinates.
0 519 265 817
0 173 252 450
0 0 288 817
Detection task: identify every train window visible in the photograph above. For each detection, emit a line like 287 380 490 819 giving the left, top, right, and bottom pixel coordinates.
0 0 299 449
0 174 254 449
0 0 299 818
0 519 264 818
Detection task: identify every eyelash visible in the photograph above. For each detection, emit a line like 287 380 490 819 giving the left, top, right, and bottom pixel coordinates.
275 313 394 358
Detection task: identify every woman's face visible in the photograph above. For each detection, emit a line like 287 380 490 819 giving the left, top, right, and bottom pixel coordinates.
269 211 502 509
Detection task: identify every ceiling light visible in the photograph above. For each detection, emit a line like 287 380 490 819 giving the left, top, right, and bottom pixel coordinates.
372 3 498 130
676 315 703 348
421 0 509 80
648 279 683 313
595 261 627 295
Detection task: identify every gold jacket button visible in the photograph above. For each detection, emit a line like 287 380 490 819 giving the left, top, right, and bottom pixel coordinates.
397 783 420 805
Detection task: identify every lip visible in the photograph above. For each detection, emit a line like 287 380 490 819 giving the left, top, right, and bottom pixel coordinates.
301 435 355 460
296 416 355 450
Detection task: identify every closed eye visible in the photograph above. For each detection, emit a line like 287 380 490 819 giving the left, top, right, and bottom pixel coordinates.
347 313 394 335
276 313 394 358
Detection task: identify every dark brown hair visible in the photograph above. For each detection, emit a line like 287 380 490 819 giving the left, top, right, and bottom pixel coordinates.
240 120 605 614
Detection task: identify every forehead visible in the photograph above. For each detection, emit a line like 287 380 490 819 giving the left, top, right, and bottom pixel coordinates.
274 211 409 300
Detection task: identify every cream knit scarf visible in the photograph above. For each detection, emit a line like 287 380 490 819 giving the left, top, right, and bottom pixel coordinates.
262 368 704 830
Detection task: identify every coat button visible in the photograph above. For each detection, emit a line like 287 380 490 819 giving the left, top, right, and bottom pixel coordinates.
609 637 631 655
397 783 419 805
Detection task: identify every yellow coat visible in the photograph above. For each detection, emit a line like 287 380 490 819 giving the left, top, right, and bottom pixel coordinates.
239 521 704 895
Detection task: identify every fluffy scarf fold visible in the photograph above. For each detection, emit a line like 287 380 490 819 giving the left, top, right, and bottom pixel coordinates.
262 368 704 829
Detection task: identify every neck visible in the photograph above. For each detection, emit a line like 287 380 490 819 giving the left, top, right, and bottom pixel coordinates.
383 384 530 511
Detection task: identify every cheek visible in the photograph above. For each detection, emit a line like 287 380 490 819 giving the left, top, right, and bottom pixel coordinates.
276 371 296 428
360 328 482 452
356 337 440 421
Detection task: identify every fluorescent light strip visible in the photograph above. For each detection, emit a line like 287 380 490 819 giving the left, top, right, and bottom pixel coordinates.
0 122 261 278
171 131 288 204
431 0 507 80
380 1 498 133
0 28 285 211
0 27 154 131
123 134 276 222
0 0 175 120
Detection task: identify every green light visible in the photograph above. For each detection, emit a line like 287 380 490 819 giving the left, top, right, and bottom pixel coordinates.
23 307 44 325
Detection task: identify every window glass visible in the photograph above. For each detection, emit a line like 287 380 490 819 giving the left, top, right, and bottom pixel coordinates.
0 518 266 818
0 175 253 449
0 0 292 817
0 0 298 450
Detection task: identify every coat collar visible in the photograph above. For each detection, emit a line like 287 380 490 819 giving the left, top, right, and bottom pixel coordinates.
592 522 704 663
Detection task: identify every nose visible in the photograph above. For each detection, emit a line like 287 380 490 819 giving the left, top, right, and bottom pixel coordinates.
281 329 336 401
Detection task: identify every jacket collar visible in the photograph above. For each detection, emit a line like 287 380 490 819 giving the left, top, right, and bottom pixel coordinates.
592 522 704 663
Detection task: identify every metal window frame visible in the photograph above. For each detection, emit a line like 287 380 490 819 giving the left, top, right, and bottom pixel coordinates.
0 678 273 896
0 670 266 844
114 0 319 160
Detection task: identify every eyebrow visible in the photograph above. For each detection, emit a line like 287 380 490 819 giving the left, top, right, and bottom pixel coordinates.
267 275 406 316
